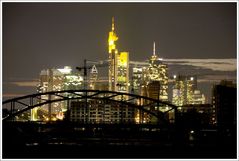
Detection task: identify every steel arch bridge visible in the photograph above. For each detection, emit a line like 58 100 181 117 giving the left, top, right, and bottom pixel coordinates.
2 90 178 124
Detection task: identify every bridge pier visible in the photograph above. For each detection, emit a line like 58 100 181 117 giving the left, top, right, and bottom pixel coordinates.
10 101 15 121
48 94 52 121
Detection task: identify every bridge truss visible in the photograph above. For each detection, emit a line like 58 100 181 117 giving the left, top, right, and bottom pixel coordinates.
2 90 178 125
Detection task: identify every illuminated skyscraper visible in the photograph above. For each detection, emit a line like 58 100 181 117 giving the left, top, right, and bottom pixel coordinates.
147 42 168 102
108 17 129 93
108 17 119 92
62 67 83 91
89 65 98 90
133 43 169 123
34 68 65 121
117 51 129 93
172 75 204 106
33 66 83 121
172 75 186 106
185 76 196 104
132 67 143 95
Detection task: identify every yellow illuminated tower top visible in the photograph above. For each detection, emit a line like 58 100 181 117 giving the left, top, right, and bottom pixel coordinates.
108 17 118 53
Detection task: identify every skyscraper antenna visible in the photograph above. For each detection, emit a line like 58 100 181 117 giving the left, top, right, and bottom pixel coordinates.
112 17 115 31
153 41 156 56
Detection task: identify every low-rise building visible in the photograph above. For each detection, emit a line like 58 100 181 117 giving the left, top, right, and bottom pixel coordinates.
70 99 135 124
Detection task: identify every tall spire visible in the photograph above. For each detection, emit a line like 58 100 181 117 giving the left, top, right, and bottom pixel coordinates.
153 41 156 56
108 17 118 53
112 17 115 31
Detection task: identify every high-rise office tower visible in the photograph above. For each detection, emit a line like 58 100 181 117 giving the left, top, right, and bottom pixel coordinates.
135 43 169 123
33 66 83 121
172 75 185 106
185 76 196 104
108 17 129 94
89 65 98 90
108 17 119 92
172 75 204 106
34 68 65 121
63 67 83 91
132 67 143 95
117 51 129 93
147 42 168 102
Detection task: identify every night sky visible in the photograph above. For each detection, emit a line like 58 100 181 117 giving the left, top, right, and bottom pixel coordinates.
2 2 237 102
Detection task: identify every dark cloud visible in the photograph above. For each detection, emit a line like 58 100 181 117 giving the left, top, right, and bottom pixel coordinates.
165 59 236 71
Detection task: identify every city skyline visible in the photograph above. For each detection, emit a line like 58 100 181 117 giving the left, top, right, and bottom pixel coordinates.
1 2 237 159
2 2 237 101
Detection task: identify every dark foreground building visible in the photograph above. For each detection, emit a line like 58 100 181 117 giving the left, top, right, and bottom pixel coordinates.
212 80 237 128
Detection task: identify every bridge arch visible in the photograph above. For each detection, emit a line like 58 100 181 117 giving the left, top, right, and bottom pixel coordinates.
2 90 178 124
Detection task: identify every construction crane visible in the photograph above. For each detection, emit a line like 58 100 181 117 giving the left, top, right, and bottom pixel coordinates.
76 59 108 90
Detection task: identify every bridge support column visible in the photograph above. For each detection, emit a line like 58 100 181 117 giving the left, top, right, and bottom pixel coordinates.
85 90 88 124
10 101 15 121
139 98 143 124
174 107 178 124
65 99 70 121
30 97 37 121
48 94 52 122
120 95 123 124
140 110 144 124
